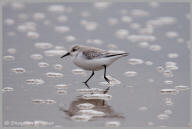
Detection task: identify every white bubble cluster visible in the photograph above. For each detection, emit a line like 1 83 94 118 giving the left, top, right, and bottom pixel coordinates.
93 2 111 9
4 18 15 26
38 62 50 68
30 54 43 60
27 31 39 39
7 48 16 54
131 9 150 17
86 39 103 45
48 5 65 13
46 72 64 78
82 94 112 100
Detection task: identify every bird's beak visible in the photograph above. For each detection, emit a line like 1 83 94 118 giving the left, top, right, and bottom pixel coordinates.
61 52 70 58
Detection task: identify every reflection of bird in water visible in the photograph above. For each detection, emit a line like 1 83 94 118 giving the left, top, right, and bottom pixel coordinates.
61 45 128 88
59 87 124 120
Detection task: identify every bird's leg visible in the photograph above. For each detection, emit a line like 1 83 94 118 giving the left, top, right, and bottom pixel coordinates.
83 71 94 86
103 65 110 83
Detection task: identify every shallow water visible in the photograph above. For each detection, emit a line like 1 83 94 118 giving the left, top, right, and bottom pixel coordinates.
2 2 190 127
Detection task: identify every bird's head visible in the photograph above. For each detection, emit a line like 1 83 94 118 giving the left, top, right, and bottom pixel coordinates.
60 45 81 58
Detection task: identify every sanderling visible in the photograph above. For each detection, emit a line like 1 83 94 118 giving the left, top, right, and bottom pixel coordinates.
61 45 128 87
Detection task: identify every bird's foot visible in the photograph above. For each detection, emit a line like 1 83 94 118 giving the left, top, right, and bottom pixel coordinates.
83 82 90 89
104 77 110 84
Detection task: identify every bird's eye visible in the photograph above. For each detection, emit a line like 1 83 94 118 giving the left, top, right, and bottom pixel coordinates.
72 48 77 52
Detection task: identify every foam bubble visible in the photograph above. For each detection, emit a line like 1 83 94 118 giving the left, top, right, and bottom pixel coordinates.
80 11 90 17
54 26 70 33
56 84 68 90
93 2 111 9
12 68 26 74
160 88 178 95
78 109 105 117
157 114 169 120
11 2 25 10
27 31 39 39
164 109 173 115
129 23 141 30
45 99 56 104
64 35 76 42
163 70 174 78
107 17 118 25
72 69 86 75
166 31 178 38
53 64 63 70
30 54 43 60
44 50 67 56
71 115 92 122
127 35 156 42
121 16 132 23
77 103 95 110
138 106 148 111
3 55 15 61
99 75 121 86
128 58 144 65
38 62 50 68
175 85 190 91
4 18 15 26
33 13 45 20
167 53 179 58
105 121 120 127
115 29 129 39
48 5 65 13
149 45 161 51
1 87 14 92
32 99 45 104
164 98 174 106
26 79 45 85
138 42 149 48
145 61 153 66
131 9 149 17
82 94 112 100
34 42 53 49
77 88 105 94
57 15 68 22
164 80 173 85
124 71 138 77
46 72 64 78
7 48 16 54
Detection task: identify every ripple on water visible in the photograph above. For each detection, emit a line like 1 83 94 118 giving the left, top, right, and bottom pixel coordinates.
105 121 120 127
77 103 95 110
32 99 45 104
34 42 53 49
82 94 112 100
12 68 26 74
164 80 173 85
26 79 45 85
149 44 161 51
44 49 67 56
3 55 15 61
128 58 144 65
124 71 138 77
163 70 174 78
77 109 105 117
54 26 70 33
46 72 64 78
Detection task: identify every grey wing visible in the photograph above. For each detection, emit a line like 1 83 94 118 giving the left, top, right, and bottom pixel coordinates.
82 49 107 59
